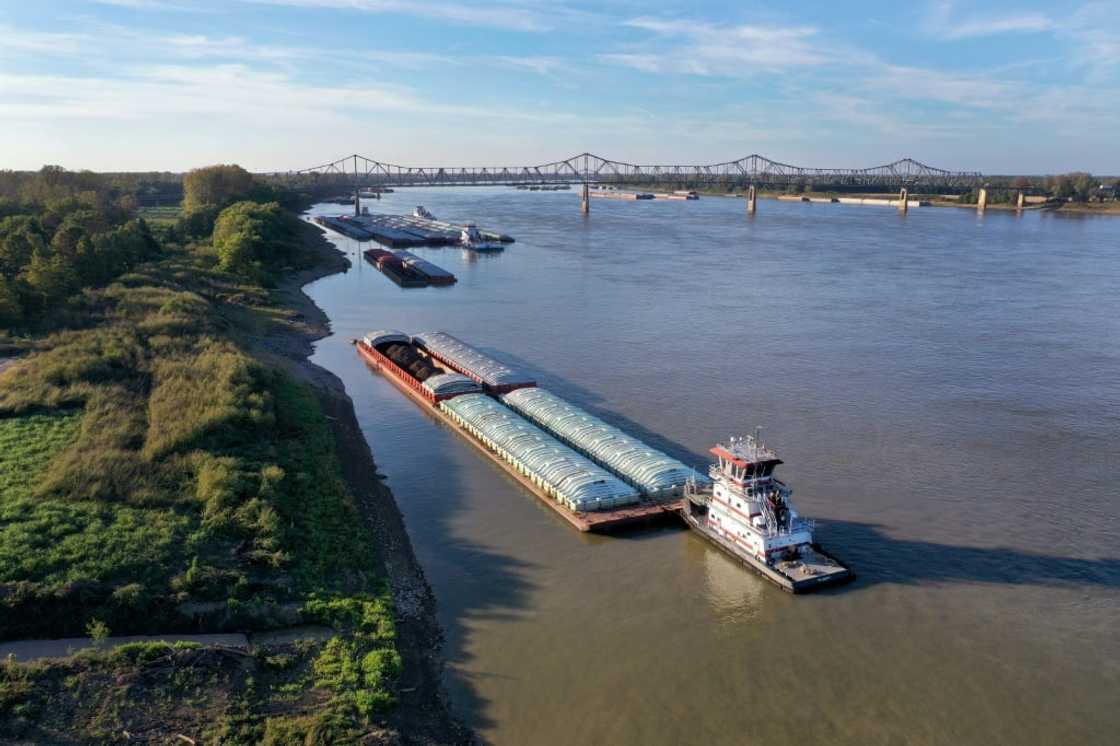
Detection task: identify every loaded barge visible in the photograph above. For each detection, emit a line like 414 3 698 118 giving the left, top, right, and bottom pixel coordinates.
682 434 853 592
362 248 456 287
354 331 684 532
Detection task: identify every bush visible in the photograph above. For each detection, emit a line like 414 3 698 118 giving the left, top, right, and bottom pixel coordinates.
212 201 301 277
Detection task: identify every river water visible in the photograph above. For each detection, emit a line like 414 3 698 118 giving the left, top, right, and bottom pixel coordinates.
305 190 1119 745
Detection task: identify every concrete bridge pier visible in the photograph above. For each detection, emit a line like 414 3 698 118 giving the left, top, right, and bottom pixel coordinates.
977 187 988 213
898 187 909 214
1016 191 1025 211
747 184 757 215
354 187 361 217
580 182 590 214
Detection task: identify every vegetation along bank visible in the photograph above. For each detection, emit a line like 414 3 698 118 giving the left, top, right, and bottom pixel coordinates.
0 165 469 744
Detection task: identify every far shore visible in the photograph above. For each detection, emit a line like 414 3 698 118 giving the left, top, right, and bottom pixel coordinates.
630 186 1120 215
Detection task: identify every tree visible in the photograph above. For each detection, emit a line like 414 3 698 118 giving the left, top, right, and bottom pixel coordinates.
183 164 255 213
0 275 22 327
1070 172 1095 202
212 201 299 276
20 249 79 312
0 216 46 277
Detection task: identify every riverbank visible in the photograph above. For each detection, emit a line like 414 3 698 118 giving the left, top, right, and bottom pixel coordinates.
274 222 471 744
0 219 470 744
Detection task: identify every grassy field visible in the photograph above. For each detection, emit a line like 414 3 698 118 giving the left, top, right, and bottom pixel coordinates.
0 237 402 742
136 205 182 225
0 410 83 502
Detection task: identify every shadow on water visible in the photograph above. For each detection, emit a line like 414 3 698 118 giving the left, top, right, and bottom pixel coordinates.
820 519 1120 590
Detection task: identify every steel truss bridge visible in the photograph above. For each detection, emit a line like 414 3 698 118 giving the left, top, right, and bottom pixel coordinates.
274 153 983 192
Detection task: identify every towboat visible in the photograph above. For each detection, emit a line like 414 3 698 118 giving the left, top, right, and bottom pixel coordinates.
682 432 853 593
459 223 504 252
413 205 436 220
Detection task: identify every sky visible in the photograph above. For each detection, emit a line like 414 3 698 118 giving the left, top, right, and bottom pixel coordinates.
1 0 1118 174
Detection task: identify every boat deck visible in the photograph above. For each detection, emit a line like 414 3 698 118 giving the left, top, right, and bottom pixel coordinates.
355 341 681 533
775 545 853 589
682 512 853 593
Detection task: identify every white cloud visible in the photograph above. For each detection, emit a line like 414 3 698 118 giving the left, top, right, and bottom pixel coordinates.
0 25 89 55
604 16 829 74
925 1 1054 39
243 0 549 32
493 56 568 77
873 64 1023 110
91 0 206 10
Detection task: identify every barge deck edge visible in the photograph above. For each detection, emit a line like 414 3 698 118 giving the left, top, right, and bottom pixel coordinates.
681 513 854 593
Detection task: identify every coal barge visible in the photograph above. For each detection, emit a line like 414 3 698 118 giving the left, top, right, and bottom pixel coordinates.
354 331 686 532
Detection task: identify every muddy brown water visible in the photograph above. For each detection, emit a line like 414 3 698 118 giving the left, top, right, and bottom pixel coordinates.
304 191 1120 745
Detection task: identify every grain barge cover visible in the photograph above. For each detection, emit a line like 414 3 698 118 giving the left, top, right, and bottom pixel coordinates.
422 373 481 397
394 251 456 282
440 394 638 512
363 329 411 347
413 332 535 390
501 388 708 498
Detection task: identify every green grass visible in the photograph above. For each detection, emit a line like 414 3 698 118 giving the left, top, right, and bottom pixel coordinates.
0 410 82 501
136 206 182 226
0 226 401 738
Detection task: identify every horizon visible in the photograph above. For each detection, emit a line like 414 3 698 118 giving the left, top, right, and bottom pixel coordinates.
2 1 1118 173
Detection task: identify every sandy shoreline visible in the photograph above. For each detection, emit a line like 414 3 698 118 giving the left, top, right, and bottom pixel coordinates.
268 221 472 745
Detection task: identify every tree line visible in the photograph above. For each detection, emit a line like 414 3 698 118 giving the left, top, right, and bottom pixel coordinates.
0 164 308 330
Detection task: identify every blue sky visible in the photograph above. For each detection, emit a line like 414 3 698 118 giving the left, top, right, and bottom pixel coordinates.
1 1 1118 173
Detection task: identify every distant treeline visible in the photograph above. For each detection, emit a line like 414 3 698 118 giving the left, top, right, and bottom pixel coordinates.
0 166 183 209
628 171 1120 205
0 164 307 330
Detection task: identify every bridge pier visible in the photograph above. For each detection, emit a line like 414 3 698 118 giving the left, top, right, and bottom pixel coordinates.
977 187 988 213
354 187 361 217
898 187 908 214
580 182 590 214
747 184 757 215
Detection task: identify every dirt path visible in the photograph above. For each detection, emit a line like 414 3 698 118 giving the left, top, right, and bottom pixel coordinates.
267 222 472 745
0 634 250 663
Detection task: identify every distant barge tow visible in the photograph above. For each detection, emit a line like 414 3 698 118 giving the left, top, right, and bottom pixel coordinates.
314 213 513 248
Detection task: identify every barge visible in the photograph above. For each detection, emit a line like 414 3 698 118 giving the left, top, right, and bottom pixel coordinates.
501 387 709 500
362 248 456 287
681 434 853 593
313 213 513 248
354 331 681 532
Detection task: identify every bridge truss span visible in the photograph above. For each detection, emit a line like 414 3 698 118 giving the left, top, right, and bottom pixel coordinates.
276 152 983 192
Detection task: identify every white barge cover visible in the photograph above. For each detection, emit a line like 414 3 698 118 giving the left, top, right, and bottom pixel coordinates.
440 394 639 512
363 329 411 347
501 388 708 498
413 331 535 389
422 373 481 397
394 251 455 280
